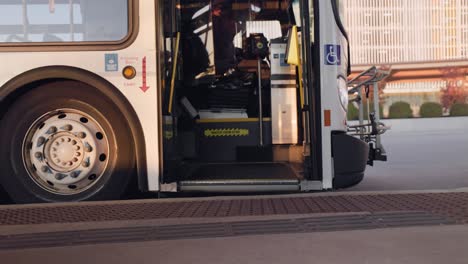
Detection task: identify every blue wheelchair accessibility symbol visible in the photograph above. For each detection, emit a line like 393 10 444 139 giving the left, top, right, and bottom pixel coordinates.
325 45 341 65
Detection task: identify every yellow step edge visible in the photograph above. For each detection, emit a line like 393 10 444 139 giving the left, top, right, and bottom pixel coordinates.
196 118 272 124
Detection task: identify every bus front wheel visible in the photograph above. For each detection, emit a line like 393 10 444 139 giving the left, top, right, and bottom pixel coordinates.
0 81 135 203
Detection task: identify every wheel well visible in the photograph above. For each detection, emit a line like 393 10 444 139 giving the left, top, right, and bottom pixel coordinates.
0 67 148 191
0 79 52 120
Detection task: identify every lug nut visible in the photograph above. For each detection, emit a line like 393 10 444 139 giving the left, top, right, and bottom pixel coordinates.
62 125 73 131
37 137 46 147
47 126 57 134
41 166 49 173
70 171 81 178
85 145 93 153
82 161 90 168
55 173 67 180
77 132 86 139
35 152 42 159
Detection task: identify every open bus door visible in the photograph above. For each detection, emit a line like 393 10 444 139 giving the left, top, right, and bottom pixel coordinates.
291 0 389 190
158 0 388 193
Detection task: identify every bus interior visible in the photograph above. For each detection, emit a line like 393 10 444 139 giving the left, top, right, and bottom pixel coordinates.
161 0 313 191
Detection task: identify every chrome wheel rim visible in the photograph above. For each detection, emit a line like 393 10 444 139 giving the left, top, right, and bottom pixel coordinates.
22 109 110 195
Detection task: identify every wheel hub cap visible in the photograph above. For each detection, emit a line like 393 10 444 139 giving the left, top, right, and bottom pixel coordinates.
44 132 84 172
23 109 109 195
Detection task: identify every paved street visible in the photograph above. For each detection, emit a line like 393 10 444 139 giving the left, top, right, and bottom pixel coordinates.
350 117 468 191
2 225 468 264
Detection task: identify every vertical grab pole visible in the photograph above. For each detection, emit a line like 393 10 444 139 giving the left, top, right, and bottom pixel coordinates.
69 0 74 41
373 81 381 148
358 88 364 140
168 32 181 114
257 58 264 146
22 0 28 39
366 85 371 124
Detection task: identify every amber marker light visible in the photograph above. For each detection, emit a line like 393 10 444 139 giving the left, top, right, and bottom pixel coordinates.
122 66 137 80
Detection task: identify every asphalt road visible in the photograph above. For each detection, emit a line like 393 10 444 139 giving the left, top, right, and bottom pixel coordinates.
3 225 468 264
349 117 468 191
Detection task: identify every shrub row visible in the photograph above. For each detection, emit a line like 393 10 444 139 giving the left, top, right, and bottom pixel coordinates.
419 102 443 118
388 101 413 119
347 103 383 120
450 103 468 116
348 101 468 119
418 102 468 117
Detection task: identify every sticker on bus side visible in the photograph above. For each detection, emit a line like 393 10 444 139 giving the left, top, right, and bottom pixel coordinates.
324 45 341 65
105 54 119 72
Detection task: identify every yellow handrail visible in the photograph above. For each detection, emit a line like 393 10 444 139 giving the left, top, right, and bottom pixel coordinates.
168 32 181 114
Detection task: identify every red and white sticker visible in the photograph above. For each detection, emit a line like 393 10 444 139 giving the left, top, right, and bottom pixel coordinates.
140 56 150 93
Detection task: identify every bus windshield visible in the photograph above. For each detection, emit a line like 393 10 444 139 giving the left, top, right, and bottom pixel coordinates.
0 0 129 43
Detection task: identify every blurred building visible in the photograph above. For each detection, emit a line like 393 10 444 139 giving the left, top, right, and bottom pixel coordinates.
344 0 468 65
343 0 468 116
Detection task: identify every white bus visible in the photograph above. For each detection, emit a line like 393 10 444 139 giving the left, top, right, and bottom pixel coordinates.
0 0 386 203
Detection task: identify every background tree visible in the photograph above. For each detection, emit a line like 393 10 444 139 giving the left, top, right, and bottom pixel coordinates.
440 68 468 112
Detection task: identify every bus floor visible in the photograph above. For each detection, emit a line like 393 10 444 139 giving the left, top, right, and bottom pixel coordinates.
0 190 467 252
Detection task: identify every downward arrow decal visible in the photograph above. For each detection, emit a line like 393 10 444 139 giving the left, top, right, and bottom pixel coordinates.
140 56 150 92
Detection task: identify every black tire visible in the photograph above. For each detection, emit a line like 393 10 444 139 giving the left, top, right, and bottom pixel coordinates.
0 81 135 203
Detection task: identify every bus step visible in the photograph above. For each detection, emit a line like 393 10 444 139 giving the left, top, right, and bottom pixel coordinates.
178 162 300 192
179 179 300 193
184 162 299 180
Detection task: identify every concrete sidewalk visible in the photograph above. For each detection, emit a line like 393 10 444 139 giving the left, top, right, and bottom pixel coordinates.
1 224 467 264
0 190 467 263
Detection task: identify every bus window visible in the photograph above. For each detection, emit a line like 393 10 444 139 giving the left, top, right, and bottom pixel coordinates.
0 0 129 43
